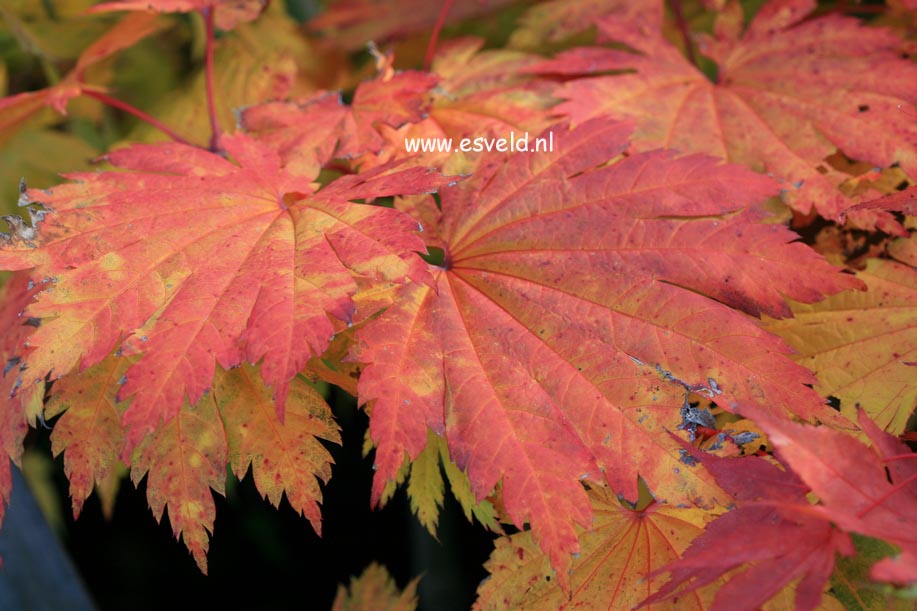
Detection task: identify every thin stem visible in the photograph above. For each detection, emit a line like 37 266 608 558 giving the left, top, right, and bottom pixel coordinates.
202 7 222 152
84 89 195 146
424 0 455 71
667 0 697 67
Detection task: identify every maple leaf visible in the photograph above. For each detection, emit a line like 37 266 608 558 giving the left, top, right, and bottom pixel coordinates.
354 118 860 584
538 0 917 227
241 68 439 175
651 403 917 606
0 12 164 142
643 441 855 611
130 376 227 573
216 363 339 532
741 405 917 570
332 563 419 611
244 40 553 177
765 258 917 433
647 505 853 610
475 484 723 610
90 0 268 31
353 38 556 174
45 353 338 571
45 353 128 518
0 132 449 449
377 429 500 536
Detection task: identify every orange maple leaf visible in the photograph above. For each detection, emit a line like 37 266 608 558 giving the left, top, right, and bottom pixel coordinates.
538 0 917 228
0 132 450 449
354 118 861 585
646 405 917 608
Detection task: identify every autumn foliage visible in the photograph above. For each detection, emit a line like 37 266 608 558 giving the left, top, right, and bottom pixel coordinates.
0 0 915 608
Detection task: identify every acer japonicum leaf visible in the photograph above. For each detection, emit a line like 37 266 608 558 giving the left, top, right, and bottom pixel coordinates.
475 484 723 610
130 378 227 573
643 442 855 611
332 563 419 611
738 405 917 579
354 118 861 585
216 363 339 533
84 362 337 572
648 406 917 606
378 429 500 536
0 12 164 142
90 0 268 31
45 353 129 519
0 132 450 450
765 258 917 434
243 41 553 177
537 0 917 228
240 67 438 175
353 38 556 173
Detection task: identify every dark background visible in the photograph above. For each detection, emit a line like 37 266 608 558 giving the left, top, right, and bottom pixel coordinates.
14 388 496 610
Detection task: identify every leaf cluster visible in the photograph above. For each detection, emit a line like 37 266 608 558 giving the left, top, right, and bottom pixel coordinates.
0 0 915 608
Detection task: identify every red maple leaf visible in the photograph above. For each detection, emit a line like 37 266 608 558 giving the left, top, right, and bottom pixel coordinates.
354 118 861 585
0 132 450 449
646 405 917 608
535 0 917 229
747 405 917 576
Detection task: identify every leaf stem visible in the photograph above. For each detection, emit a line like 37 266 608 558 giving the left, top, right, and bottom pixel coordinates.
83 89 195 146
423 0 454 71
667 0 697 67
202 7 222 152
